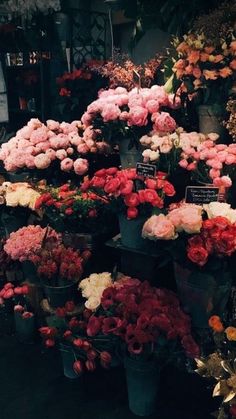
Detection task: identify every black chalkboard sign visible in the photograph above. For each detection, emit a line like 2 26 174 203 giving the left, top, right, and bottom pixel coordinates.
185 186 219 204
136 162 156 178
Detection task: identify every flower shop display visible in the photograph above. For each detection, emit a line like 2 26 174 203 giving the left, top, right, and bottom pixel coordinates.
0 118 90 181
81 167 175 250
0 182 40 211
81 85 179 168
34 182 113 236
14 304 35 344
83 277 199 416
195 315 236 419
169 28 236 136
142 202 236 327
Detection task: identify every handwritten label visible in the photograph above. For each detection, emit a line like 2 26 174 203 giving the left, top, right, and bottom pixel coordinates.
136 162 156 178
185 186 219 204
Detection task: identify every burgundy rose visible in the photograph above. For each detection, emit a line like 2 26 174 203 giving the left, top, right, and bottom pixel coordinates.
187 245 209 266
101 287 116 310
102 317 123 334
87 316 102 336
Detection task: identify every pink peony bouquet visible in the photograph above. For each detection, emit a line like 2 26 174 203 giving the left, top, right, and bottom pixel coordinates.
0 118 108 176
4 225 61 262
81 167 175 219
81 85 179 148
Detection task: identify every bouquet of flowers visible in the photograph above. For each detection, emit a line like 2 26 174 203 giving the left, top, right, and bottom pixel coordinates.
4 225 61 262
0 182 41 211
80 167 176 219
0 118 89 177
81 85 179 149
79 272 113 311
34 182 112 233
170 30 236 105
142 201 236 270
84 278 199 361
195 315 236 419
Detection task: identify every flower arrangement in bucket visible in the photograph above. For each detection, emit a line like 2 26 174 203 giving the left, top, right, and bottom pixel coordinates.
142 202 236 327
81 85 179 167
195 315 236 419
0 282 29 311
82 277 199 416
14 304 35 344
34 182 113 235
80 167 176 249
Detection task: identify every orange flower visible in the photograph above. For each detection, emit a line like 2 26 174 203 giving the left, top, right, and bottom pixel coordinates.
184 64 193 75
203 69 218 80
204 46 214 54
174 59 186 69
193 66 202 78
208 315 224 332
200 52 210 62
219 67 233 78
225 326 236 341
212 54 224 63
188 50 200 65
177 41 189 53
230 59 236 70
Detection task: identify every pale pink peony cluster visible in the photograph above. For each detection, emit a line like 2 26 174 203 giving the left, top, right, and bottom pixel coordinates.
4 225 61 262
142 204 203 240
81 85 178 133
0 118 108 175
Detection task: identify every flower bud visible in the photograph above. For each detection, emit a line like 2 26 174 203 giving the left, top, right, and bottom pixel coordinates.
87 349 97 360
85 359 96 372
73 360 84 375
45 338 55 348
100 351 112 364
73 338 84 348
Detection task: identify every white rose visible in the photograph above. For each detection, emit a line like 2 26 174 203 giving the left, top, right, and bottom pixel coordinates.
204 202 231 219
85 296 101 311
5 191 19 207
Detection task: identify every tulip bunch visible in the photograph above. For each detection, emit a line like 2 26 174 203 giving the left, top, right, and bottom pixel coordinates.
14 304 34 320
81 167 175 219
0 282 29 306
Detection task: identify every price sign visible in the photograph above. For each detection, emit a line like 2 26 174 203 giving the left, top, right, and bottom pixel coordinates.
136 162 156 178
185 186 220 204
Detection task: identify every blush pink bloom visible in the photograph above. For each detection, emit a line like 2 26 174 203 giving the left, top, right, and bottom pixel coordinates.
46 120 60 131
209 168 221 179
45 149 56 160
60 158 74 172
56 149 67 160
30 127 48 144
128 106 148 127
34 153 51 169
77 143 90 154
74 158 89 175
145 100 159 114
49 134 69 149
17 126 33 139
119 111 129 121
81 112 92 127
142 215 176 240
101 104 121 122
179 159 188 169
153 112 176 132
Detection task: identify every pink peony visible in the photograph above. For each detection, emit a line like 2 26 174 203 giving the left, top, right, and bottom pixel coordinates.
153 112 176 132
128 106 148 127
145 100 159 114
60 158 74 172
34 153 51 169
49 134 69 149
56 149 67 160
45 149 56 160
74 158 89 175
101 104 121 122
77 143 90 154
81 112 92 127
46 120 60 131
30 127 48 144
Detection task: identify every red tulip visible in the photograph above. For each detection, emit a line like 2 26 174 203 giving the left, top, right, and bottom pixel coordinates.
21 285 29 295
22 311 34 319
4 288 14 299
65 301 75 312
63 330 72 339
87 349 97 360
85 359 96 372
73 360 84 375
82 340 92 351
73 338 84 348
14 304 24 313
100 351 112 364
4 282 14 290
45 338 55 348
14 287 23 295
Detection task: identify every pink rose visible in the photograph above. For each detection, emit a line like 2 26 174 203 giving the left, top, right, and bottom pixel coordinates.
49 134 69 149
145 100 159 114
168 94 181 109
30 127 48 144
101 104 121 122
119 111 129 121
73 158 88 175
56 149 67 160
81 112 92 127
60 122 76 134
60 158 74 172
27 118 42 129
34 153 51 169
77 143 90 154
45 149 56 160
46 120 60 131
17 126 33 139
179 159 188 169
128 106 148 127
153 112 176 132
209 168 220 179
142 215 176 240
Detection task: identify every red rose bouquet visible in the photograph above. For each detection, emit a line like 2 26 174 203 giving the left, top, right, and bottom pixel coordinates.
85 278 199 361
81 167 176 219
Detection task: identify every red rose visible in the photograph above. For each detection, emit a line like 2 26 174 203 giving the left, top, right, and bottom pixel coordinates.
80 179 91 191
83 308 93 320
3 288 14 299
59 184 70 192
73 360 84 375
124 192 140 207
163 181 175 197
82 340 92 351
91 177 106 188
104 178 120 194
157 171 168 179
21 285 29 295
188 236 204 247
145 179 157 190
187 245 208 266
54 202 63 209
101 287 116 310
127 207 138 219
4 282 14 290
13 286 22 295
87 316 102 336
94 169 107 177
181 335 200 358
22 311 33 319
120 180 133 195
106 167 118 176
